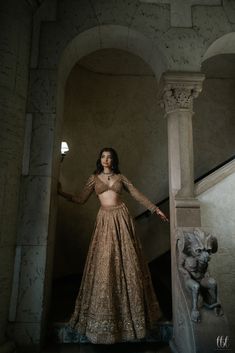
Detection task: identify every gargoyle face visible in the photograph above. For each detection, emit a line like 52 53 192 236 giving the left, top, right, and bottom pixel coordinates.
185 232 211 263
181 229 218 263
191 245 210 264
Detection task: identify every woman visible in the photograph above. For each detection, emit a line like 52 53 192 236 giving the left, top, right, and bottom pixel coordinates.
58 147 168 344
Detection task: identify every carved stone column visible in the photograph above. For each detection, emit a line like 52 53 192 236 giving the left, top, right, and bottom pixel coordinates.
160 72 205 353
160 72 205 228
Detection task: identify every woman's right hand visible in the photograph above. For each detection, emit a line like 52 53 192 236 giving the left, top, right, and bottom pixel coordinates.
57 181 63 194
57 182 74 202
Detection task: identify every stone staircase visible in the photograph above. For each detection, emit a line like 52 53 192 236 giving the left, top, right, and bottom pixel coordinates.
49 321 173 345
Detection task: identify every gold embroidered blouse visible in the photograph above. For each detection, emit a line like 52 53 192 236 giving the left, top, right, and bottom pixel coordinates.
73 174 157 213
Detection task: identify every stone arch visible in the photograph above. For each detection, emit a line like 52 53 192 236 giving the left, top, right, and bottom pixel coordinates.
54 24 168 272
10 24 167 349
52 24 168 327
58 25 167 87
56 25 168 148
202 32 235 62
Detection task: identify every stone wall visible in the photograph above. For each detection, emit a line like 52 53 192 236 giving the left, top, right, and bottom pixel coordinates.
1 0 235 349
196 165 235 341
0 0 32 346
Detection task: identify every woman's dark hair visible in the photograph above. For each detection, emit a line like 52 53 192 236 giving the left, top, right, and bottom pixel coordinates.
94 147 120 174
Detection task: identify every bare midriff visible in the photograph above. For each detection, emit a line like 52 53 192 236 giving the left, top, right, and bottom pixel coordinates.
98 190 123 207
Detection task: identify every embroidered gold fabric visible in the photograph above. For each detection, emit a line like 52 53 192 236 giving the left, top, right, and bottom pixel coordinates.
73 174 157 213
69 175 161 344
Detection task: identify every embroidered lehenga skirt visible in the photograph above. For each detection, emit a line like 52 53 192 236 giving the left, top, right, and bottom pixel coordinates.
69 202 161 344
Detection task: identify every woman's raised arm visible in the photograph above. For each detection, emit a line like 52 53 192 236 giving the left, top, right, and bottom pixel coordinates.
58 174 95 204
121 174 169 222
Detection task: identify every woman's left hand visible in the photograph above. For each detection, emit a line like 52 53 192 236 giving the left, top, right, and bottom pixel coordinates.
155 209 169 222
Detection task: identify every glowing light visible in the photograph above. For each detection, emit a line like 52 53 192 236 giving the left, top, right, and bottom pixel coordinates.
61 141 69 156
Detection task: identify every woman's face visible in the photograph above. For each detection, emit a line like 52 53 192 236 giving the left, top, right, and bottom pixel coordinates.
101 151 112 169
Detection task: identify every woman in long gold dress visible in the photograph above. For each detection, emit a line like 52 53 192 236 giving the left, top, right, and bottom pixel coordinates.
58 147 168 344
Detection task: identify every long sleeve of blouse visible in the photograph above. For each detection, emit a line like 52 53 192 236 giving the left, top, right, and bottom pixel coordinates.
121 175 157 213
72 173 157 213
73 175 95 204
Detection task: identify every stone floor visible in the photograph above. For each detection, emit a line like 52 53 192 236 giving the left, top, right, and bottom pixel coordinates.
42 342 171 353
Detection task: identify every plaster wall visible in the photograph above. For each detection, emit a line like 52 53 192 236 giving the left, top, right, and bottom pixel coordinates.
197 171 235 338
194 56 235 178
55 49 168 278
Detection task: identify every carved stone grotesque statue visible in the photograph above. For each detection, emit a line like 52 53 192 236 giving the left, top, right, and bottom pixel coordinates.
177 228 223 323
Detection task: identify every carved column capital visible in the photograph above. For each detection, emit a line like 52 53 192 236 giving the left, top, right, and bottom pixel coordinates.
160 72 205 115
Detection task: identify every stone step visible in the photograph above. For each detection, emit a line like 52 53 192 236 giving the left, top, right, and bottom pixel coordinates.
42 341 172 353
49 321 173 344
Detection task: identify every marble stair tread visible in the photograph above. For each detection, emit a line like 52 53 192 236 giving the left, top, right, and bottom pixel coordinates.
49 321 173 344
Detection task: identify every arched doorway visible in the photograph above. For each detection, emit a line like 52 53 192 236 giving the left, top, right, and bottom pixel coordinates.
51 47 170 326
